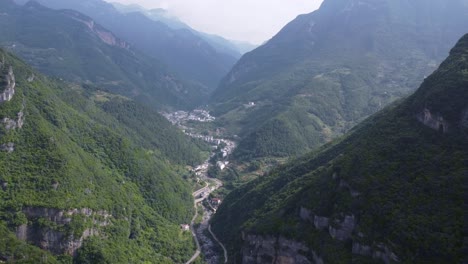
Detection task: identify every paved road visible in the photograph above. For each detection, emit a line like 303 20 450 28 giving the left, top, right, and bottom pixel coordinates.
208 224 228 263
186 195 202 264
186 180 219 264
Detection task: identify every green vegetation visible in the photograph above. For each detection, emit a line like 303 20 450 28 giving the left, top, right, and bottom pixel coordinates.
14 0 238 92
212 35 468 263
210 0 468 160
0 0 207 110
0 49 202 262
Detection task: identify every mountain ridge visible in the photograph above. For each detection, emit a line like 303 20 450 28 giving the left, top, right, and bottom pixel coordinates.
210 0 468 160
212 33 468 263
15 0 239 91
0 0 207 109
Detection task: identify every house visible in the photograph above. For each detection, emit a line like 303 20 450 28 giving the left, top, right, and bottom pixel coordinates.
211 198 222 205
180 224 190 231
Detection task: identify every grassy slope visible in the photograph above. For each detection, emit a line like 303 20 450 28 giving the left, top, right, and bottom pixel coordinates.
212 34 468 263
0 49 201 263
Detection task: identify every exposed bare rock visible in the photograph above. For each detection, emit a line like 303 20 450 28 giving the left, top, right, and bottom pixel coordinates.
299 207 312 222
313 216 330 230
241 233 323 264
16 207 112 256
329 215 356 241
2 108 25 131
0 142 14 153
352 242 399 264
64 10 130 49
0 66 16 103
417 108 449 133
27 74 35 82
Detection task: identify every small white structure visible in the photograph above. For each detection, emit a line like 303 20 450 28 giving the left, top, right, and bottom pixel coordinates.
180 224 190 231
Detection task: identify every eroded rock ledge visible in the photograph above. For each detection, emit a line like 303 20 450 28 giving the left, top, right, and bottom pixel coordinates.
241 233 323 264
15 207 111 256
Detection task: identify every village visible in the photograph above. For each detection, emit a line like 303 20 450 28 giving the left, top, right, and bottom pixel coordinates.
162 108 232 263
161 109 215 125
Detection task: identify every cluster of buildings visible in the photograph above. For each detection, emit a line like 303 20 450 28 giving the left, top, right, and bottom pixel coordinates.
161 109 215 125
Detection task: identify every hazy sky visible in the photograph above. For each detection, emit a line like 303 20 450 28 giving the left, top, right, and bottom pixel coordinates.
106 0 324 44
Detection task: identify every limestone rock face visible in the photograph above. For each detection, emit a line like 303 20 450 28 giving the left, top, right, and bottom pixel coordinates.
352 242 399 264
417 108 449 133
15 207 111 256
241 233 323 264
0 66 16 103
329 214 356 241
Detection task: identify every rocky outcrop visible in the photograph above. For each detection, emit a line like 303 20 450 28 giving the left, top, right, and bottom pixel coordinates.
16 207 111 256
1 99 25 152
2 108 24 130
300 207 331 231
417 108 449 133
298 206 399 263
352 242 399 264
0 142 14 153
64 10 130 49
0 66 16 103
329 214 356 241
241 233 323 264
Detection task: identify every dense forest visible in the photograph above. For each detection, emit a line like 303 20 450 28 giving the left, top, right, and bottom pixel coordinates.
212 34 468 263
0 49 204 263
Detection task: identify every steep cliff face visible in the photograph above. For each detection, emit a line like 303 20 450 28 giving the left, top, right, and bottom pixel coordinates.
241 234 323 264
16 207 110 256
0 64 22 153
64 10 130 49
0 66 15 103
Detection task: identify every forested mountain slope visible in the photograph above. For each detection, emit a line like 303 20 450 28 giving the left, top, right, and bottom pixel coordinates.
212 34 468 263
0 48 203 263
211 0 468 159
15 0 238 91
0 0 206 109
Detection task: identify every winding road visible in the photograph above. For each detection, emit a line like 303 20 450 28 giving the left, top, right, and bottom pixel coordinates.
186 179 228 264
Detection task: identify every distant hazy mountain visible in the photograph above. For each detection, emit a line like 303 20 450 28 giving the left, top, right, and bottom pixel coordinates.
210 0 468 160
212 33 468 264
111 2 257 57
0 0 208 109
14 0 239 91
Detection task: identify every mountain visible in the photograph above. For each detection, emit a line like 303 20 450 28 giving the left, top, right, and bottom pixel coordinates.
15 0 239 91
0 46 205 262
210 0 468 160
111 2 258 57
212 34 468 264
0 0 208 110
